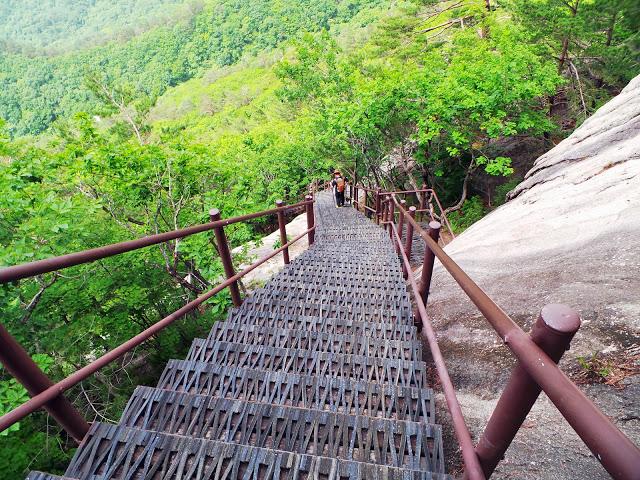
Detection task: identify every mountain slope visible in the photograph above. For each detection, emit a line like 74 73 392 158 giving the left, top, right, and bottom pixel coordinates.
0 0 197 54
0 0 389 137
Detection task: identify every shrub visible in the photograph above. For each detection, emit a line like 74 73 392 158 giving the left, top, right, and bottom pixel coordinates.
449 195 486 233
492 177 522 208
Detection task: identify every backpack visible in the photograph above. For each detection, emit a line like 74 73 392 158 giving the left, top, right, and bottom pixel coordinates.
335 177 345 193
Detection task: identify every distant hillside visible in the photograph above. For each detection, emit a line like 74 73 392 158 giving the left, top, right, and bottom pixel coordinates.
0 0 388 137
147 12 379 144
0 0 199 54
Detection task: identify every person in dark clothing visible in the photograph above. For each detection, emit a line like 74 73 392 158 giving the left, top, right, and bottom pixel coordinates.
331 170 348 207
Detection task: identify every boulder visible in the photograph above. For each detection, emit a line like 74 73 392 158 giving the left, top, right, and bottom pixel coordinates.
425 76 640 478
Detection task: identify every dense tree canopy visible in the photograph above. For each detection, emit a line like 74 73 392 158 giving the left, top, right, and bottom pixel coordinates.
0 0 638 477
0 0 197 54
0 0 387 136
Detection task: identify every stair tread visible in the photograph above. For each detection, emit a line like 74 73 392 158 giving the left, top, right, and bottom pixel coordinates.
118 385 443 470
204 322 422 362
185 339 428 389
156 360 435 422
235 297 413 324
66 423 451 479
222 310 418 340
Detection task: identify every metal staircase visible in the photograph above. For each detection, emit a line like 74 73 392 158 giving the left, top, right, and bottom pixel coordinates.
28 192 451 479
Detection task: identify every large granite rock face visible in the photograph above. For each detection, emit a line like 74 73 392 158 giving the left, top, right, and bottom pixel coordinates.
425 76 640 479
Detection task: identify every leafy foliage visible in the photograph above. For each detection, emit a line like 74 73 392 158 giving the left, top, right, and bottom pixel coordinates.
448 195 486 233
0 0 387 136
0 0 197 54
1 1 639 476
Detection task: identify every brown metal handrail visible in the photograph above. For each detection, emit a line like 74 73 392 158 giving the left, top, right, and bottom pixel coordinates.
389 195 640 479
0 200 311 285
353 184 455 239
0 198 316 441
390 221 485 480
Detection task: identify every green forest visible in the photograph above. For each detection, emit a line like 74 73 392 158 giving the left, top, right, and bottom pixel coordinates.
0 0 638 477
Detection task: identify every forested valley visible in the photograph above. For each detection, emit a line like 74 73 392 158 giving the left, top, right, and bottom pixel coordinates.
0 0 638 477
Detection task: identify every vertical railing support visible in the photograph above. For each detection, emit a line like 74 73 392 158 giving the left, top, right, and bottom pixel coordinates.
275 200 290 265
364 190 369 218
388 199 395 238
0 324 90 442
402 206 416 279
375 188 381 224
418 221 441 304
305 195 315 245
210 208 242 307
472 304 581 478
382 197 389 228
419 183 427 221
396 199 406 256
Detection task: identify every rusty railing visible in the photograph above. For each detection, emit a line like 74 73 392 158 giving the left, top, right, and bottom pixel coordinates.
0 196 316 441
352 184 455 241
383 194 640 480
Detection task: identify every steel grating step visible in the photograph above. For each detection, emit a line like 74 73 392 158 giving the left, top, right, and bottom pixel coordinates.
290 254 403 267
204 323 422 362
276 263 405 280
185 339 428 389
258 286 410 305
264 279 410 298
156 360 435 422
296 250 398 261
66 423 451 480
237 297 413 324
271 273 403 289
222 310 418 340
279 262 403 277
245 289 414 316
26 474 76 480
119 386 444 470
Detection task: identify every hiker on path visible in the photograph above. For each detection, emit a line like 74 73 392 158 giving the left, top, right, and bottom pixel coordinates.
331 170 348 208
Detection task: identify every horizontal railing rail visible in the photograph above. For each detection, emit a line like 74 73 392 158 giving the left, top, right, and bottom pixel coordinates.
383 194 640 480
351 183 455 241
0 200 311 285
389 220 485 479
0 196 316 441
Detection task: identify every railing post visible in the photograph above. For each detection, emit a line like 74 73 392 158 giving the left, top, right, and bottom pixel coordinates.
396 199 407 256
419 183 427 221
375 188 381 224
381 196 389 228
275 200 290 265
402 206 416 279
0 324 90 442
418 221 441 304
305 195 315 245
210 209 242 307
388 199 395 238
363 189 368 217
472 304 581 479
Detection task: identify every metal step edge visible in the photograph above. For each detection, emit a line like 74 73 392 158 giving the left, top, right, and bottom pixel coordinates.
67 423 450 479
219 310 419 340
235 297 414 325
243 290 414 315
155 360 435 423
119 386 443 471
26 473 77 480
185 339 428 389
202 323 422 362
